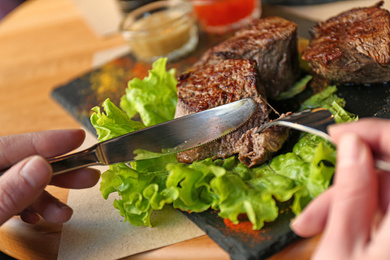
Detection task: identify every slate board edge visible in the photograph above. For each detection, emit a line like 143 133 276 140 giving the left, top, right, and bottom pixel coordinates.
182 210 300 260
51 80 97 135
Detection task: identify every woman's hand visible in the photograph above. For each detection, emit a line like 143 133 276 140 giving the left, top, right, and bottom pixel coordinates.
290 118 390 260
0 129 100 225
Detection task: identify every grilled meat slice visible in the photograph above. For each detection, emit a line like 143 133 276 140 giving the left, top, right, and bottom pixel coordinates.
302 1 390 84
175 59 289 167
235 123 290 167
194 16 300 99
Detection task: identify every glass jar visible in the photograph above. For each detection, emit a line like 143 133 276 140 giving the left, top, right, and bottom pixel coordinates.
191 0 261 34
117 0 157 14
120 0 199 62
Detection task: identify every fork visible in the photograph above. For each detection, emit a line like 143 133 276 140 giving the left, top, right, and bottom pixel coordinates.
257 108 390 172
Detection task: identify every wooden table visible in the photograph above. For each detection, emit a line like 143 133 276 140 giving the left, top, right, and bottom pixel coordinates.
0 0 320 259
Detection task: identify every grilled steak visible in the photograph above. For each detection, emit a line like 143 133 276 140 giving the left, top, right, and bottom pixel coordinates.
194 16 300 99
302 1 390 84
175 59 289 167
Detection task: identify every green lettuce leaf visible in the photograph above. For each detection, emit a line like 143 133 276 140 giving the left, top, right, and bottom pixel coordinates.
120 57 178 126
99 156 179 227
300 85 358 123
166 161 218 212
275 75 312 100
210 166 280 230
91 98 145 142
301 85 342 110
91 61 351 230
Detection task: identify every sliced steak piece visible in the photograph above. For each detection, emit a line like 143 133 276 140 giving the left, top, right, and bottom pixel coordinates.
302 1 390 84
235 122 290 167
175 59 289 167
194 16 300 99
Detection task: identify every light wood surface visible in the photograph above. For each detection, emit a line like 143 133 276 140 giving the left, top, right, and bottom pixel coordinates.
0 0 319 259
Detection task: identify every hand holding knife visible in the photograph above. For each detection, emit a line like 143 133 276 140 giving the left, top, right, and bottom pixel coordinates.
47 98 257 175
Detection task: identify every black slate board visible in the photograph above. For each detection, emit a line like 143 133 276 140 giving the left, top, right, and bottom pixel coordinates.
51 6 390 260
181 202 299 260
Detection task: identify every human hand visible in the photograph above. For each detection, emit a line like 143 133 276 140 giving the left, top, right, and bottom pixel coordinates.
0 129 100 225
290 118 390 260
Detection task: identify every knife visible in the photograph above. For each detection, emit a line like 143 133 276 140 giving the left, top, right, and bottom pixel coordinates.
47 98 256 175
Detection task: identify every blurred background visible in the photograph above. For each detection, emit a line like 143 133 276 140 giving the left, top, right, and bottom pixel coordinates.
0 0 348 62
0 0 24 21
0 0 344 23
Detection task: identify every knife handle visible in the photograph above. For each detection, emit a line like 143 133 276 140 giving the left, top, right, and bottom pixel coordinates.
48 144 102 176
0 144 103 177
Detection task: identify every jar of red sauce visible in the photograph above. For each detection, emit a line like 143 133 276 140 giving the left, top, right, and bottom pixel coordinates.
191 0 261 34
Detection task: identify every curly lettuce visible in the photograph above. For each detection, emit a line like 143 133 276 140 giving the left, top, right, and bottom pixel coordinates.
91 61 355 230
91 98 145 142
96 123 336 229
119 57 178 127
301 85 358 123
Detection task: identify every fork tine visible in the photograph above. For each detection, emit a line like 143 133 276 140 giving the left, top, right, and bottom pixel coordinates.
257 108 335 133
278 108 335 132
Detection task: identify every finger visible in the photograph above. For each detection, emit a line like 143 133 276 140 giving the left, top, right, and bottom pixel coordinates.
314 134 377 258
367 195 390 257
50 168 100 189
20 208 40 224
0 156 52 225
29 190 73 224
328 118 390 162
0 129 86 169
290 187 334 237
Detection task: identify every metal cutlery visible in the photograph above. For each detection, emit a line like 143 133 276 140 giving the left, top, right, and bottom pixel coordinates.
257 108 390 172
47 98 257 175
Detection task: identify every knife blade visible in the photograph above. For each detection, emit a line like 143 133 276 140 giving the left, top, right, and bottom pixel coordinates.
48 98 256 175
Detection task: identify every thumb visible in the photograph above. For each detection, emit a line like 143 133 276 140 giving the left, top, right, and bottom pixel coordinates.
0 156 52 225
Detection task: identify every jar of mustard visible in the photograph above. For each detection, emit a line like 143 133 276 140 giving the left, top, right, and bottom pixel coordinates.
120 0 198 62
